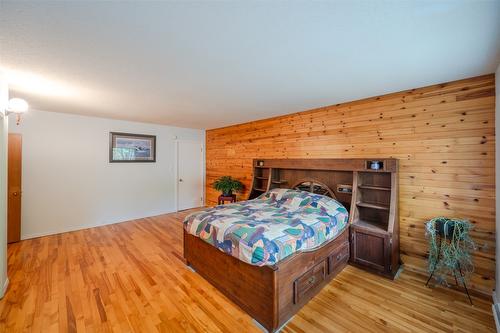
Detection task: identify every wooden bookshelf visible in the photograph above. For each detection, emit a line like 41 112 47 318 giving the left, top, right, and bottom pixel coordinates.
349 163 399 279
249 166 271 199
248 165 291 199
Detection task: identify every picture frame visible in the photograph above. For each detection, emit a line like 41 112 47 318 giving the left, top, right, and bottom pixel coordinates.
109 132 156 163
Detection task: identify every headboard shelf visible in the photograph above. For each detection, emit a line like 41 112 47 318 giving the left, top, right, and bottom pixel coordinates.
247 158 400 279
358 185 391 191
355 219 387 232
252 158 397 172
356 202 390 211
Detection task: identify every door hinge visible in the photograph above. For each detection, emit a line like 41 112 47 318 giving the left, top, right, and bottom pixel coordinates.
390 238 393 245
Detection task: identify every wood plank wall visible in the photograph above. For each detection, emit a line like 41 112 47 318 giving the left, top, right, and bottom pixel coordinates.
205 74 495 295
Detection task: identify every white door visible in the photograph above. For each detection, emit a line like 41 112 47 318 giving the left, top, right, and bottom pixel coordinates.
177 140 204 210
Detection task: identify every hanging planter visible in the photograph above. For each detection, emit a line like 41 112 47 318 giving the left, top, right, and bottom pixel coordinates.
425 217 476 285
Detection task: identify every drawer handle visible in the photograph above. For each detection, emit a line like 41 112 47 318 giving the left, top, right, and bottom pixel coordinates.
308 276 316 285
336 254 341 261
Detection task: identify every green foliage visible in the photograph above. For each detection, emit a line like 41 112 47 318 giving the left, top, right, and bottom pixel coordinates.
212 176 244 195
425 217 475 285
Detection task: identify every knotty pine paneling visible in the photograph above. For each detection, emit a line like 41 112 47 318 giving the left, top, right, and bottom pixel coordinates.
206 74 496 295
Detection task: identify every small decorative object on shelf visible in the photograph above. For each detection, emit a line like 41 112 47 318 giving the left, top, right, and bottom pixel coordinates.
367 160 383 170
337 184 353 194
425 217 476 304
213 176 244 203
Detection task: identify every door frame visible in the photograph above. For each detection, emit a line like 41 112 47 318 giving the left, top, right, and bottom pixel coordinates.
175 139 205 212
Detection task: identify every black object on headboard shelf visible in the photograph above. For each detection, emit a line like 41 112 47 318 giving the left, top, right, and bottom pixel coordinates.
248 158 400 279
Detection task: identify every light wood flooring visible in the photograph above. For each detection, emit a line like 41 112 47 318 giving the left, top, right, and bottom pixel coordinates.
0 210 495 332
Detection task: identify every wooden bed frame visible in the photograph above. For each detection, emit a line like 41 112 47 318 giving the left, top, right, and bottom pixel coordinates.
184 158 399 332
184 229 349 332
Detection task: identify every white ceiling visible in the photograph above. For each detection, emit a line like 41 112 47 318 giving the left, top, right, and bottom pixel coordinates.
1 1 499 129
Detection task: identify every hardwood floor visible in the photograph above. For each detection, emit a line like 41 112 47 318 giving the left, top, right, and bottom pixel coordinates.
0 210 495 332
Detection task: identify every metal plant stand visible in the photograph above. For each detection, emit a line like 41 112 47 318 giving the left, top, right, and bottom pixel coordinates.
425 224 473 305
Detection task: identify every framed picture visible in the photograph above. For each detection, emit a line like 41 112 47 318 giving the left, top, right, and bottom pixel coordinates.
109 132 156 162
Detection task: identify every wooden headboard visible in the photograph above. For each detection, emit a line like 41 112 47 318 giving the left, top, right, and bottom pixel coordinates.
248 158 397 209
248 157 401 278
292 179 338 199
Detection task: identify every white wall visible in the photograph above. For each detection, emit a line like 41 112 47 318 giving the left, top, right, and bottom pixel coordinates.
9 110 204 239
0 73 9 298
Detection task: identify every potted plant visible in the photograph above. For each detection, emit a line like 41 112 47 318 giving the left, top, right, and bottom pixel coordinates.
213 176 244 196
425 217 475 284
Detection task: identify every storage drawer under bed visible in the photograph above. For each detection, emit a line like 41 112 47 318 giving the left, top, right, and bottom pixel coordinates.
293 260 327 304
328 242 350 275
292 240 350 305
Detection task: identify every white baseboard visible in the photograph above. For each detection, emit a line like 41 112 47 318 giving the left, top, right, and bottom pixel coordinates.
252 319 268 333
493 291 500 332
252 316 294 333
1 278 9 299
493 304 500 332
21 209 176 240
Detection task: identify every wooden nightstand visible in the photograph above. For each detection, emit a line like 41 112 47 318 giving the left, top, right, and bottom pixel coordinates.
218 194 236 205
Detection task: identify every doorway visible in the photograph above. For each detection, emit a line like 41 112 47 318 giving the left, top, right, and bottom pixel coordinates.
7 133 22 243
176 140 204 211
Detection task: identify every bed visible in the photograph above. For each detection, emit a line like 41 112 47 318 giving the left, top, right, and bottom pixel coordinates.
183 187 350 332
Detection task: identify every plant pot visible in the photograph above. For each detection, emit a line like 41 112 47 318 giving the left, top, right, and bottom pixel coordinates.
222 191 233 197
435 219 464 239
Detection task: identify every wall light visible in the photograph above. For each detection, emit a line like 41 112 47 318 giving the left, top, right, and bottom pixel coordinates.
6 98 29 125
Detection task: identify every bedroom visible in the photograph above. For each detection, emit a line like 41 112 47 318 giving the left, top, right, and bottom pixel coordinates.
0 1 498 332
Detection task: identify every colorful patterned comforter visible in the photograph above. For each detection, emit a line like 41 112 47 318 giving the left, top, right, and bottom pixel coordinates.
183 188 349 266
